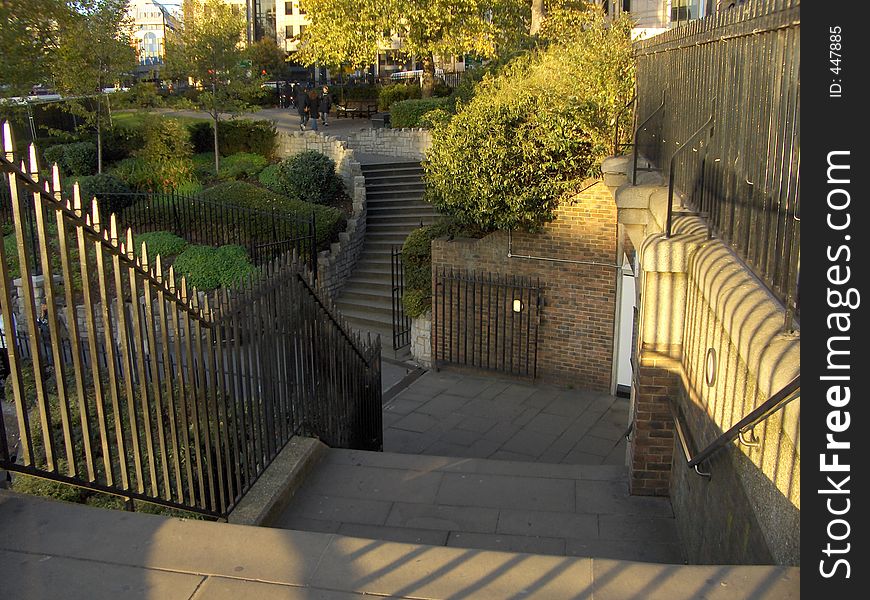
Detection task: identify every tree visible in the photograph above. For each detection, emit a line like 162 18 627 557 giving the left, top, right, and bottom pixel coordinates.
296 0 528 97
423 6 634 231
50 0 137 173
246 38 289 80
0 0 69 95
165 0 258 174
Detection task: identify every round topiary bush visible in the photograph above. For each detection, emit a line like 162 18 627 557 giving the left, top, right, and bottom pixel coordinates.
43 141 98 176
133 231 188 259
74 173 134 216
274 151 344 205
257 163 281 193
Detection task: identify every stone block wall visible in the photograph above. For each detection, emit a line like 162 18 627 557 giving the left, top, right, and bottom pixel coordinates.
430 181 619 390
277 132 367 299
410 311 431 368
342 129 432 160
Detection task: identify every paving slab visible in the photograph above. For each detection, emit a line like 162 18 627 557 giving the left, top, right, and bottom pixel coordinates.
436 472 575 512
301 463 444 504
193 578 380 600
385 501 499 533
496 508 598 540
446 531 566 556
392 412 441 433
566 538 685 564
575 480 674 517
309 536 596 599
0 548 204 600
284 491 393 525
338 522 449 546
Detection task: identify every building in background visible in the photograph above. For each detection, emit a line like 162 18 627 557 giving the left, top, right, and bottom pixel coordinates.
127 0 180 79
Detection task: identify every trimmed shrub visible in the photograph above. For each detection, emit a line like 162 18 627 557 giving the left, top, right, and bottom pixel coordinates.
418 108 452 129
133 231 188 259
43 141 97 176
378 83 422 111
74 173 134 216
172 244 256 291
390 98 451 128
187 119 277 158
218 152 269 181
101 126 145 164
273 151 344 205
199 181 345 250
400 221 455 318
191 152 218 182
130 117 196 191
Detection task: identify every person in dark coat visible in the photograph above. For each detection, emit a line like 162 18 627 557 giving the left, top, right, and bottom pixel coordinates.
319 86 332 127
295 84 310 130
307 88 320 131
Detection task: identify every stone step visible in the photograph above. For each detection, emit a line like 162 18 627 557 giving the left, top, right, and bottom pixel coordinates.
338 289 394 307
366 232 413 244
337 305 394 330
273 448 687 563
366 181 426 193
363 173 424 185
366 189 426 201
0 490 800 599
361 162 422 174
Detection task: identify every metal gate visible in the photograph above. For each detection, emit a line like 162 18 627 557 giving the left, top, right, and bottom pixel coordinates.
390 246 411 351
433 267 542 378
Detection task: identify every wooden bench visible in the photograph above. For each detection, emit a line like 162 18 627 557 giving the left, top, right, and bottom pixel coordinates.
334 100 378 119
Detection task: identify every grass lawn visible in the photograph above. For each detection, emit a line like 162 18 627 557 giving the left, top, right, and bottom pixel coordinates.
112 110 210 128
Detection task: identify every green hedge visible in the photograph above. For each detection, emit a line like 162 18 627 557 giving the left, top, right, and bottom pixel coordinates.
188 119 277 158
133 231 188 259
257 163 281 193
173 244 256 291
101 126 146 164
43 141 97 176
199 181 345 250
390 98 451 128
218 152 269 181
273 151 344 205
378 83 422 111
400 221 455 318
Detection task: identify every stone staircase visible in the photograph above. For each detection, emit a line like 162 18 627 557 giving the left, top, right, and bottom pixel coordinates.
273 448 685 564
336 162 437 357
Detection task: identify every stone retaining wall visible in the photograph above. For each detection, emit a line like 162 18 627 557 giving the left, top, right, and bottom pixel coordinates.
410 310 431 368
341 129 432 160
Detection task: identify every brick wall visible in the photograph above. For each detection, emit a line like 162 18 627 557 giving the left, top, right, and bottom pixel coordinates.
629 349 678 496
430 181 618 390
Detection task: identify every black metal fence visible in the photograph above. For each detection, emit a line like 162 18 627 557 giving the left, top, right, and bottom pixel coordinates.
0 124 381 519
390 246 411 351
432 267 542 379
633 0 800 322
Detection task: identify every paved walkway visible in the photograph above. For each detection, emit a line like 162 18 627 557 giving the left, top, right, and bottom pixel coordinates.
382 369 629 466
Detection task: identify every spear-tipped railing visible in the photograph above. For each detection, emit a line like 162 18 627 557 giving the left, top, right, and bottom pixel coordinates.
0 122 382 518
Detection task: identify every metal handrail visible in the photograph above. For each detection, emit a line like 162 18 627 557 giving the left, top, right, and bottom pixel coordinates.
671 375 800 478
612 94 637 155
665 114 715 238
631 93 665 185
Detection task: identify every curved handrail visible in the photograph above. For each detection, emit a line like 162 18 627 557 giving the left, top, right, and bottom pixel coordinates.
665 114 714 238
631 93 665 185
671 375 800 478
612 94 637 156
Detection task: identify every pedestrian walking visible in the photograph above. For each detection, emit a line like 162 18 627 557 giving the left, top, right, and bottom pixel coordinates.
295 84 310 131
319 85 332 127
308 88 321 131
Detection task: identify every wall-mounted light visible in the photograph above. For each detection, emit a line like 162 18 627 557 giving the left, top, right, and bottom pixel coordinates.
705 347 717 387
513 299 524 313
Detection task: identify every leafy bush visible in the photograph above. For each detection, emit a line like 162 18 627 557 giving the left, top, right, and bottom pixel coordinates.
119 117 196 191
273 151 344 205
418 108 452 129
401 221 456 318
218 152 269 181
173 244 256 291
391 98 451 128
257 163 281 193
192 152 218 182
187 119 277 158
199 181 345 250
101 125 145 164
42 141 97 176
133 231 188 259
378 83 422 111
423 9 634 231
73 173 134 215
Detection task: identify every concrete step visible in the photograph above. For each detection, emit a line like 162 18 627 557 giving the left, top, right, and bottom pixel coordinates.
273 448 687 563
363 173 424 185
366 218 434 231
366 232 413 244
366 181 426 193
367 206 436 218
0 489 799 599
366 189 426 201
338 289 394 308
361 163 422 174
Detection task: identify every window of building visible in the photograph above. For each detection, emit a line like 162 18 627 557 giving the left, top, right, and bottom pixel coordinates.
299 24 306 35
285 2 292 15
285 25 294 38
622 0 631 11
296 2 305 15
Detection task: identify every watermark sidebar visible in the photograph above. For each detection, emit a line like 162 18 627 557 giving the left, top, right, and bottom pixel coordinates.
804 2 867 596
